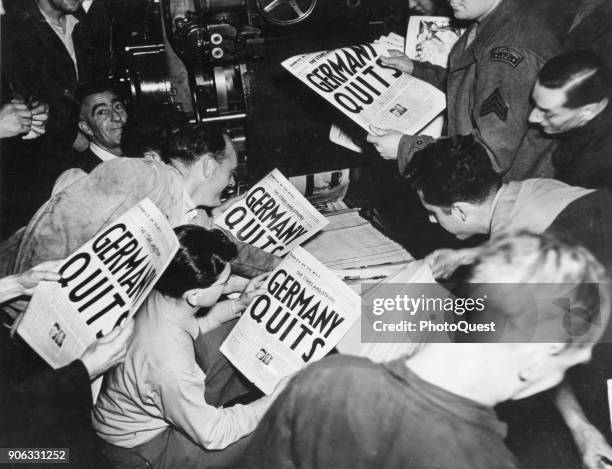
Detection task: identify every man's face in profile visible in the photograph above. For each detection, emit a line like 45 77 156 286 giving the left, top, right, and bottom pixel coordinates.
529 81 589 135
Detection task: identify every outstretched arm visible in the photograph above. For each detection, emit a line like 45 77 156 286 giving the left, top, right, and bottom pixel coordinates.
555 380 612 469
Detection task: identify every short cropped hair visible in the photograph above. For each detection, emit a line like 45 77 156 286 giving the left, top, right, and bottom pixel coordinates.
404 134 501 207
163 124 228 166
155 225 237 299
465 231 612 348
538 50 610 109
75 80 120 109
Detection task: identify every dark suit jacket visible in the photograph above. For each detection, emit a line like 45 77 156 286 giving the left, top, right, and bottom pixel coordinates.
1 0 113 154
74 147 105 174
564 0 612 67
552 105 612 190
0 322 105 468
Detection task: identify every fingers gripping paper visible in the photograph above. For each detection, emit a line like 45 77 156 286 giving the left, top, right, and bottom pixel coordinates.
220 247 360 395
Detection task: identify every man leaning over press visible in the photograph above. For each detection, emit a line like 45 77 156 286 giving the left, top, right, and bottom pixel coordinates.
3 124 279 316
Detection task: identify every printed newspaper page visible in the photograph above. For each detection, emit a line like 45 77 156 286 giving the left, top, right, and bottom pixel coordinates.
215 169 329 256
405 16 464 67
373 32 405 50
17 198 179 369
282 43 446 137
337 259 435 361
220 246 361 394
329 123 364 154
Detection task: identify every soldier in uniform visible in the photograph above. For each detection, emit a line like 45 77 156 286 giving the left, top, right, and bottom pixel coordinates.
367 0 560 181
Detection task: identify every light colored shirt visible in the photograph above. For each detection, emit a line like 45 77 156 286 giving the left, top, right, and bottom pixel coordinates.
490 179 593 235
181 189 198 225
81 0 93 13
92 291 265 450
89 142 118 162
37 7 79 77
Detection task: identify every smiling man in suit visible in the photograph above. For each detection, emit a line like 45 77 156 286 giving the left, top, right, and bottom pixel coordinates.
74 81 128 173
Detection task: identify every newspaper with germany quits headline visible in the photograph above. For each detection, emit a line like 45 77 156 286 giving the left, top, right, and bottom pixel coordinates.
17 199 179 369
220 246 360 395
215 169 328 256
282 43 445 139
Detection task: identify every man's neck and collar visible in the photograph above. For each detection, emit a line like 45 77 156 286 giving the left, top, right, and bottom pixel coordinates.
475 0 503 23
467 0 523 51
35 0 80 75
89 141 122 161
404 343 512 408
152 291 200 340
181 188 199 225
462 185 506 238
36 0 69 24
486 184 508 234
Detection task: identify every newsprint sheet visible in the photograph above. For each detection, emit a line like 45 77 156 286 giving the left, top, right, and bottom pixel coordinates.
405 16 464 67
220 246 360 395
17 199 179 369
215 169 329 256
282 43 446 137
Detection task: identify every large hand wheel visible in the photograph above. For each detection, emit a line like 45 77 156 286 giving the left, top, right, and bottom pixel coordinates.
256 0 318 25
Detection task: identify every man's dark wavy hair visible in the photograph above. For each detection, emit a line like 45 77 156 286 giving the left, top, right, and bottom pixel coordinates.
538 50 610 109
75 80 120 108
163 123 228 166
404 134 502 208
155 225 237 299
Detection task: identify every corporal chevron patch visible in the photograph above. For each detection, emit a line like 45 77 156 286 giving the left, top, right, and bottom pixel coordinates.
490 46 524 67
480 88 508 121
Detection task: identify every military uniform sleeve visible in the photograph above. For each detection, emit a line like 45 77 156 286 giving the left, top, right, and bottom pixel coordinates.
411 62 448 91
397 134 436 175
472 45 544 175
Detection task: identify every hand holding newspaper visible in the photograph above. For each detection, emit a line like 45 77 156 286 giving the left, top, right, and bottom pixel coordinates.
282 42 446 138
17 199 179 369
220 246 361 394
215 169 328 255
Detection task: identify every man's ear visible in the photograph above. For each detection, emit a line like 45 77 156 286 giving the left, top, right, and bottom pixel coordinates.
452 202 469 222
78 119 93 138
201 155 215 180
183 289 200 307
580 97 608 124
517 342 565 383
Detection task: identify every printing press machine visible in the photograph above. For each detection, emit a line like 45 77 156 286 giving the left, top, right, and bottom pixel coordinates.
113 0 402 172
112 0 465 256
